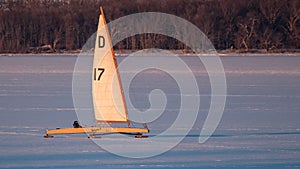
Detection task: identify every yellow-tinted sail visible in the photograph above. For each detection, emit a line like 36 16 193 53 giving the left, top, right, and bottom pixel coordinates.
92 7 129 124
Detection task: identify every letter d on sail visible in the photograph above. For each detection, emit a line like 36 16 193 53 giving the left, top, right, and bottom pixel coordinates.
98 36 105 48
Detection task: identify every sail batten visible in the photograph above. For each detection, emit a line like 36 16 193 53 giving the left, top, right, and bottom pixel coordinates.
92 7 129 124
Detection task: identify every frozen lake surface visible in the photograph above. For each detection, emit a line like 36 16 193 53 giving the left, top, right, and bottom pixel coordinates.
0 54 300 168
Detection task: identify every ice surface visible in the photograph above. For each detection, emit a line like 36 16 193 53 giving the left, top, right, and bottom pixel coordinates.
0 55 300 168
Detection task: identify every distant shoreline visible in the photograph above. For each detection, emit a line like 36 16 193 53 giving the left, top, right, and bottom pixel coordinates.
1 49 299 57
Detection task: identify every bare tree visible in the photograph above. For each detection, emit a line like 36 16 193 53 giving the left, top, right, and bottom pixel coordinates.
282 0 300 49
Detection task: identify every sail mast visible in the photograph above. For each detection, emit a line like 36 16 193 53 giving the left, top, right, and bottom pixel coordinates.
100 6 131 127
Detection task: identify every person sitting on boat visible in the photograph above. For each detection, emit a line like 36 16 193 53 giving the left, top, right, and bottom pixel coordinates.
73 121 82 128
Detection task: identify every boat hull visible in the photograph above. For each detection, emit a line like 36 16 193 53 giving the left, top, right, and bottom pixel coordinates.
45 127 149 136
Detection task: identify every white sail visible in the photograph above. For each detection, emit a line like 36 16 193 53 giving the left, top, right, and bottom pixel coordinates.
92 7 129 123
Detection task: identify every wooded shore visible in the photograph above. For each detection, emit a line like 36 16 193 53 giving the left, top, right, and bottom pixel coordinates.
0 0 299 54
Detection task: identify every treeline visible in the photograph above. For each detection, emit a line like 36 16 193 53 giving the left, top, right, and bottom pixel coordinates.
0 0 299 53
